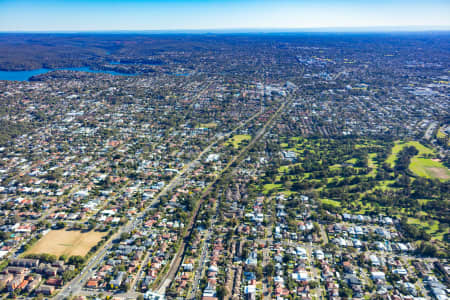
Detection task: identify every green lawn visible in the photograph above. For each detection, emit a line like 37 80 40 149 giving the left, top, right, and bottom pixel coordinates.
321 198 341 207
368 153 378 176
282 190 295 196
263 183 282 194
385 140 448 180
345 158 357 164
196 122 217 129
349 202 376 215
418 199 431 205
279 162 302 173
289 137 304 142
377 180 396 190
361 180 397 197
226 134 251 148
436 128 446 139
329 164 341 171
410 157 450 181
386 141 434 167
407 217 446 241
436 127 449 146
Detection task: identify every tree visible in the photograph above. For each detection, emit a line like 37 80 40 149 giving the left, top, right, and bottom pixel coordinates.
263 262 275 277
0 231 9 241
283 252 293 263
216 285 228 300
56 221 65 229
123 282 130 292
62 269 77 282
339 282 352 298
68 255 85 267
256 265 263 280
416 241 437 257
35 294 44 300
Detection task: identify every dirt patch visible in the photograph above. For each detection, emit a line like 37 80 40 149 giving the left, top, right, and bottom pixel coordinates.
27 229 106 257
426 167 450 180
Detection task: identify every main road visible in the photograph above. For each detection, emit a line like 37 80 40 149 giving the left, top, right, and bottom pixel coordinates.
155 94 295 295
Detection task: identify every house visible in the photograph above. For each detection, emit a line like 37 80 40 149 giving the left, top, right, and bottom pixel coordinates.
43 266 58 277
0 273 13 289
7 274 25 292
354 226 363 235
353 239 362 248
393 268 407 276
296 247 307 259
110 271 125 288
10 258 39 268
46 277 63 286
25 275 41 292
182 263 193 271
86 279 99 288
245 251 257 266
4 266 29 274
369 255 380 266
383 217 393 225
202 280 217 299
282 151 297 162
144 291 165 300
371 271 386 281
396 243 409 252
345 274 361 286
292 270 309 282
343 261 354 274
375 241 386 251
16 278 28 290
244 284 257 300
375 228 391 239
314 249 324 260
343 213 352 221
205 154 220 163
35 284 55 295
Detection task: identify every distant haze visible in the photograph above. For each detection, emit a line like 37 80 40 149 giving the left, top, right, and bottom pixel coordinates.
0 0 449 32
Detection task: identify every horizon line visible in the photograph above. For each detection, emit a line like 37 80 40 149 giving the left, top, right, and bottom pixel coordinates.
1 25 450 34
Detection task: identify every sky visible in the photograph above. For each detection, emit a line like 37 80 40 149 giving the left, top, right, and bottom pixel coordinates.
0 0 449 32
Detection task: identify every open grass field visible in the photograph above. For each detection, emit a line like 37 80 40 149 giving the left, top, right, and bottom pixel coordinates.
279 162 302 173
410 158 450 181
385 140 448 180
407 217 446 241
262 183 282 194
386 140 434 167
321 198 341 207
27 229 106 257
437 128 446 139
196 122 217 129
368 153 378 176
226 134 251 148
345 158 357 164
436 127 450 146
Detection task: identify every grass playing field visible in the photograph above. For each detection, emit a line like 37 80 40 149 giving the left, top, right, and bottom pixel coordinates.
226 134 251 149
386 141 434 167
27 229 106 257
386 140 449 181
410 157 450 181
